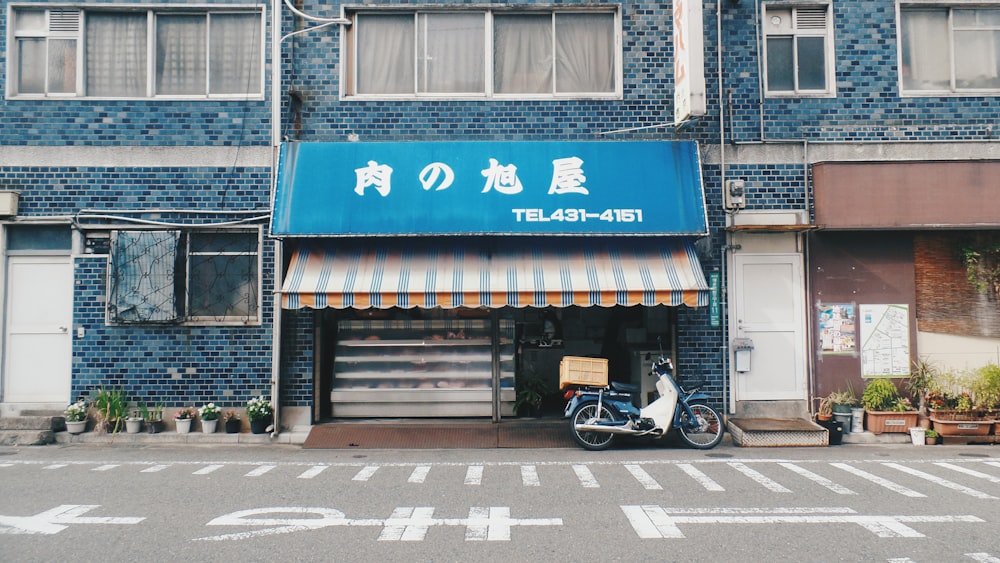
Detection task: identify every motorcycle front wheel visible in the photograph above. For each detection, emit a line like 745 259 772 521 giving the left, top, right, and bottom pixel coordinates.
676 402 724 449
569 402 618 451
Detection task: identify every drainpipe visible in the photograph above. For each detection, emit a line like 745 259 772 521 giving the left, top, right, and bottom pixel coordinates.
268 0 350 437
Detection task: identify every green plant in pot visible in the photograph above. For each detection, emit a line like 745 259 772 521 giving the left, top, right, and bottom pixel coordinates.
828 389 858 414
141 402 165 433
514 372 550 417
862 378 902 412
90 387 128 433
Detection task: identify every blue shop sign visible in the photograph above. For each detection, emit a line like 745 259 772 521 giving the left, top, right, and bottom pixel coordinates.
272 140 707 236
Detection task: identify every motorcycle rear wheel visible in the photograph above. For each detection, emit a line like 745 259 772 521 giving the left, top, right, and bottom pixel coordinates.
570 402 618 451
677 402 724 449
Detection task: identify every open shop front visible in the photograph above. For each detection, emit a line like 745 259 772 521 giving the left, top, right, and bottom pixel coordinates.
272 140 711 420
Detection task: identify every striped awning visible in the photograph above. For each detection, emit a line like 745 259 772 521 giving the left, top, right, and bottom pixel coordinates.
280 238 709 310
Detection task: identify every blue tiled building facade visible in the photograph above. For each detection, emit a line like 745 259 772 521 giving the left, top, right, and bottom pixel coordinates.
2 0 998 429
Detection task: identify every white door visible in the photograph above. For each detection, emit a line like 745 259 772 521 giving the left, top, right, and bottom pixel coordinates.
731 254 807 401
3 256 73 403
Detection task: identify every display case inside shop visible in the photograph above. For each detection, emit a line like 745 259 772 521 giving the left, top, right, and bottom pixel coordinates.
332 319 515 417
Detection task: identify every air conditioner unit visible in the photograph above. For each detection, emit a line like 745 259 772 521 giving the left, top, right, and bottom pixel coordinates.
0 191 20 216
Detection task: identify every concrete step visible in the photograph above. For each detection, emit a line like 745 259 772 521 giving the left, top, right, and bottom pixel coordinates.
0 429 56 446
727 417 829 447
0 415 66 431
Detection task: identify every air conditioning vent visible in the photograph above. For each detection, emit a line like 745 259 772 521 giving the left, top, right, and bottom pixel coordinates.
49 9 81 32
795 7 828 30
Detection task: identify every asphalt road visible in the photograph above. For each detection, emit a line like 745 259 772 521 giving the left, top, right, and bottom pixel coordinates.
1 441 999 562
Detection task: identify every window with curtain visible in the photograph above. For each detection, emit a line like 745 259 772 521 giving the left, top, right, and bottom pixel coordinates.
108 230 260 325
762 4 834 96
350 9 619 98
901 7 1000 93
9 7 263 98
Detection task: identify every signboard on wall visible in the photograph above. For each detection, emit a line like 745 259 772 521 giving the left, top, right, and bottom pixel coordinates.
818 303 856 354
272 141 708 237
859 304 911 377
673 0 706 123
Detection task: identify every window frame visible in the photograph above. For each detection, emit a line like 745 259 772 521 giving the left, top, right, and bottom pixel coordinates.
898 2 1000 96
341 7 623 101
6 3 266 100
761 3 836 98
106 227 261 326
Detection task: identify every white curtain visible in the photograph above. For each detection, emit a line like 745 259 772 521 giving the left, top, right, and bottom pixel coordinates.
156 14 206 95
419 13 484 93
86 12 146 97
901 10 950 90
357 14 414 94
555 13 615 93
210 13 262 94
17 38 46 93
954 9 1000 88
494 14 552 94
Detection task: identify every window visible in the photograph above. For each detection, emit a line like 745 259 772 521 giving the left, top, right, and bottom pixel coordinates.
762 5 834 96
108 230 259 324
346 9 620 98
901 7 1000 93
10 7 263 98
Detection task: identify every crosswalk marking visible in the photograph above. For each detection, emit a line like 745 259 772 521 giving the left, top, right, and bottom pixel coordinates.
729 462 792 493
521 465 540 486
676 463 724 491
572 464 599 488
625 464 662 490
883 463 997 499
194 465 224 475
966 553 1000 563
408 466 431 483
297 465 328 479
353 465 379 481
245 465 275 477
830 463 925 497
92 464 119 472
464 465 483 486
44 464 67 470
141 465 169 473
935 462 1000 484
779 462 855 495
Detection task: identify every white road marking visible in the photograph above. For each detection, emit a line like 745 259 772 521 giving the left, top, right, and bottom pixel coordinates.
245 465 276 477
0 505 144 535
43 464 67 470
887 558 916 562
297 465 328 479
194 464 224 475
625 464 662 490
92 464 119 472
521 465 540 486
830 463 926 497
464 465 483 486
0 464 11 468
676 463 724 491
966 553 1000 563
408 466 431 484
620 505 983 539
779 462 855 494
140 465 170 473
196 506 562 542
353 465 379 481
935 462 1000 484
883 463 997 499
985 461 1000 472
572 464 600 488
728 462 792 493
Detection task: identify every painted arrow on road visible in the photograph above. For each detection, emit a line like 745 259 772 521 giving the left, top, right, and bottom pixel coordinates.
0 505 145 535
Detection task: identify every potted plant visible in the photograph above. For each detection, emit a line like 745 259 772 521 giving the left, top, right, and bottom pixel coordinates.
174 406 197 434
91 387 128 434
514 372 550 417
924 428 940 445
142 403 165 434
199 403 220 434
246 396 273 434
223 410 242 434
862 378 918 434
63 400 88 434
125 407 143 434
815 395 833 422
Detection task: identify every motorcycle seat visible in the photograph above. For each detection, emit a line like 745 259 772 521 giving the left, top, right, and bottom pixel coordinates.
611 381 640 394
680 379 706 393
